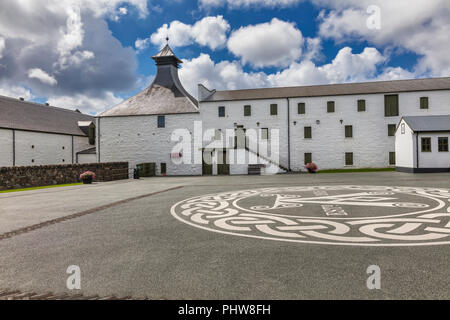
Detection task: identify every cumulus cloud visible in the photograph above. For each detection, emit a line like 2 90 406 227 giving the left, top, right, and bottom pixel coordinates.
47 91 123 115
316 0 450 76
0 37 5 59
227 18 303 68
138 16 230 51
0 81 33 100
28 68 58 86
0 0 145 114
199 0 302 9
179 47 410 98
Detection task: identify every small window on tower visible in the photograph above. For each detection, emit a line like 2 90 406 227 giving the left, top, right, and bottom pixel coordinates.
218 106 225 117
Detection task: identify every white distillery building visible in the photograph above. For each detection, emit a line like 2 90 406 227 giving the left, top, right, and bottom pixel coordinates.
0 95 96 167
98 45 450 176
395 115 450 173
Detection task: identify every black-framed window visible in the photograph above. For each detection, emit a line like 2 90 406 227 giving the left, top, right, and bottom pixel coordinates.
327 101 335 113
304 153 312 165
157 115 165 128
388 124 396 136
304 126 312 139
389 152 396 165
357 99 366 112
270 104 278 115
420 97 429 109
345 125 353 138
298 102 306 114
244 105 251 116
421 137 431 152
345 152 353 166
261 128 269 140
384 94 399 117
88 125 96 145
438 137 449 152
218 106 225 117
161 163 166 175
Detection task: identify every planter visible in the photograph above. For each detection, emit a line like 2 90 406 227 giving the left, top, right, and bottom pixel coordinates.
82 176 93 184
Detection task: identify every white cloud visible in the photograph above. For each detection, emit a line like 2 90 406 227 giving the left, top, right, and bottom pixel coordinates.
47 91 123 115
316 0 450 76
28 68 58 86
0 37 5 59
141 16 230 51
227 18 303 68
0 82 33 100
180 47 410 98
199 0 302 9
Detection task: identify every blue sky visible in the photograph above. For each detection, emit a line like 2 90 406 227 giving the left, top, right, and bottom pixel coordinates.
0 0 448 114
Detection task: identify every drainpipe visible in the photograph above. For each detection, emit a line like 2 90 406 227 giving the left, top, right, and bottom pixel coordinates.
71 135 74 164
97 117 101 163
415 132 419 171
12 129 16 166
286 98 291 171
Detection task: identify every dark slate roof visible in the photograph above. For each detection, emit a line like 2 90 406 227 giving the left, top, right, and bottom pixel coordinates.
402 115 450 132
201 77 450 102
0 95 94 136
77 147 96 155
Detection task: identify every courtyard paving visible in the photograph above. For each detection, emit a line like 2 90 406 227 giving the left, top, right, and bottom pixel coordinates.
0 172 449 299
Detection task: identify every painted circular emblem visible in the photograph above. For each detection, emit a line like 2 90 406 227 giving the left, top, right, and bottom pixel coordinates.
171 186 450 246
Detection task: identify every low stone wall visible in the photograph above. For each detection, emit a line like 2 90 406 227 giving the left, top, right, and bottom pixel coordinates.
0 162 128 190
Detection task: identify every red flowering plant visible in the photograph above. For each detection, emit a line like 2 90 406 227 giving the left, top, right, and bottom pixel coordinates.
80 171 96 184
305 162 318 173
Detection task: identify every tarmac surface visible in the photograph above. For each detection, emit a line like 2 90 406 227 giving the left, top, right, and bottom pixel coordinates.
0 172 449 299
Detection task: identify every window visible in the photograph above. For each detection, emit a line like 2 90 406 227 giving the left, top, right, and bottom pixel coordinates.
161 163 166 175
298 102 305 114
345 125 353 138
345 152 353 166
304 126 312 139
401 123 406 134
420 97 429 109
421 137 431 152
261 128 269 140
389 152 396 165
157 115 165 128
88 124 95 145
218 106 225 117
438 137 449 152
270 104 278 115
327 101 335 113
244 105 251 116
384 94 399 117
357 99 366 112
388 124 396 137
304 153 312 165
214 129 222 141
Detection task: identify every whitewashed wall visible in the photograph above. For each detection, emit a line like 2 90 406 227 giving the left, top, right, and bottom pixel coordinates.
0 128 91 167
77 153 97 164
395 120 416 168
0 128 13 167
418 132 450 168
98 113 202 176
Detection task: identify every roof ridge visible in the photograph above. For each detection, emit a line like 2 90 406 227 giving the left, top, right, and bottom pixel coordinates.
0 94 93 117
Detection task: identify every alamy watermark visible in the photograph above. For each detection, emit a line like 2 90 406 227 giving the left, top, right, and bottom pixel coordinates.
366 265 381 290
366 5 381 30
66 265 81 290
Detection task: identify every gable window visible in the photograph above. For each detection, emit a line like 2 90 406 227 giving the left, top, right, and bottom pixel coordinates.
304 153 312 165
298 102 306 114
388 124 396 137
244 105 251 116
384 94 399 117
401 123 406 134
389 152 396 165
345 125 353 138
261 128 269 140
157 115 165 128
438 137 449 152
420 97 429 109
270 104 278 115
304 126 312 139
357 99 366 112
218 106 225 117
327 101 335 113
345 152 353 166
421 137 431 152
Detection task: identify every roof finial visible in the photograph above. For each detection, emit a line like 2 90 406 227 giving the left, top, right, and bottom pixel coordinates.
166 36 169 44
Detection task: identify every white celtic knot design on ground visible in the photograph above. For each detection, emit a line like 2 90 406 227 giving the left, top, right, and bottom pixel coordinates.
170 186 450 246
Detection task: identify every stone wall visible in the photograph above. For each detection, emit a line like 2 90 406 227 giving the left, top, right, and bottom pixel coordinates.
0 162 128 190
